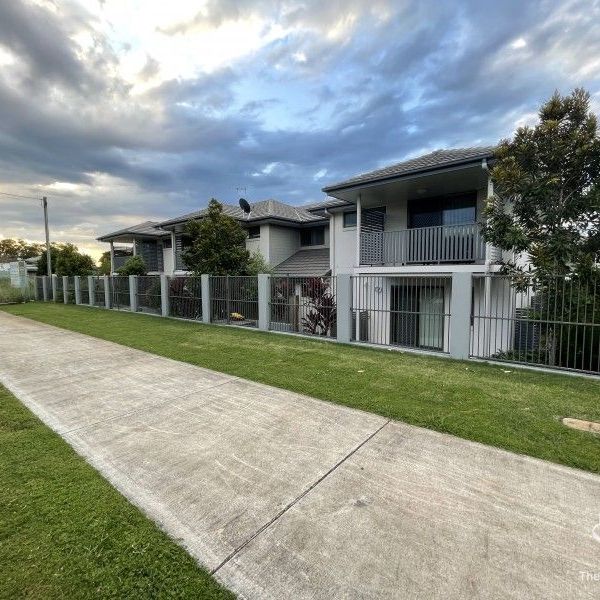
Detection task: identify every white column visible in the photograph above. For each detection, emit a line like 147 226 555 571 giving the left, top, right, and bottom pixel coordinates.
201 274 210 324
62 276 69 304
74 276 81 304
160 274 169 317
336 273 353 343
171 231 177 271
257 274 270 331
88 276 95 306
103 275 111 308
132 238 137 257
110 241 115 274
355 193 361 267
129 275 138 312
449 272 473 360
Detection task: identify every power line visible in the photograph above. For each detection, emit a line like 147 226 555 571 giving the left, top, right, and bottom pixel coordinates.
0 191 41 200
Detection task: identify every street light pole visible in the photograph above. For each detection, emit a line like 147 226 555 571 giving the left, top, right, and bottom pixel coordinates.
42 196 51 276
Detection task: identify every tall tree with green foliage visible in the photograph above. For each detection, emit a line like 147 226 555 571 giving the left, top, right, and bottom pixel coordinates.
98 251 112 275
37 243 95 276
183 199 250 275
483 88 600 279
116 256 147 275
0 239 44 261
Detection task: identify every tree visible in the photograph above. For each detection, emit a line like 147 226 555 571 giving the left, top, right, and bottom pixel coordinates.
37 243 95 276
246 251 272 275
0 238 44 261
183 199 250 275
117 256 147 275
98 251 112 275
483 88 600 279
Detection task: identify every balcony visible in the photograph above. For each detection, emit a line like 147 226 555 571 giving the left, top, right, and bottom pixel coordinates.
360 223 486 266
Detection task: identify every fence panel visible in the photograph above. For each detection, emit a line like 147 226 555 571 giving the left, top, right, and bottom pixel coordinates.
136 275 161 314
471 274 600 374
54 276 63 302
35 276 45 300
270 276 337 338
169 276 202 320
91 276 105 307
210 276 258 327
110 276 130 310
351 275 451 352
80 277 89 304
65 277 76 304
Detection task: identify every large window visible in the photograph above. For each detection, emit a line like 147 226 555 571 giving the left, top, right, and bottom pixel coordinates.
408 193 476 229
247 226 260 239
300 226 325 246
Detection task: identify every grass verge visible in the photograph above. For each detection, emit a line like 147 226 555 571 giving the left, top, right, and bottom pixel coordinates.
0 382 234 599
2 303 600 475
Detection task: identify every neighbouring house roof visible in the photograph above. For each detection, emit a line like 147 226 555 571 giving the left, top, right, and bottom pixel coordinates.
97 221 169 242
322 147 495 193
273 248 331 276
302 198 354 212
158 199 327 228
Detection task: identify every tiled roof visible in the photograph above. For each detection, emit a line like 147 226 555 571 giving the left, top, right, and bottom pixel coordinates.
303 198 353 212
273 248 331 276
158 199 326 227
323 147 495 192
97 221 169 241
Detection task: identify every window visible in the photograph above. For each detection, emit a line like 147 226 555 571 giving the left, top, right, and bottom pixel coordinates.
343 211 357 228
408 193 476 229
162 237 172 249
247 226 261 239
300 226 325 246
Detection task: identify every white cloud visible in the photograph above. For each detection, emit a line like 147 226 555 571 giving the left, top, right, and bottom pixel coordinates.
510 37 527 49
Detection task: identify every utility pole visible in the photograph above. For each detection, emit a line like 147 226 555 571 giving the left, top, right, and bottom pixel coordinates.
42 196 51 276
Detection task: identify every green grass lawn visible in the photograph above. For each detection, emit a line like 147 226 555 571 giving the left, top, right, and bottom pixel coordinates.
0 382 234 599
3 302 600 476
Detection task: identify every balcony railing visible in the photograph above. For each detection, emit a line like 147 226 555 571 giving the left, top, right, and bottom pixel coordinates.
360 223 486 265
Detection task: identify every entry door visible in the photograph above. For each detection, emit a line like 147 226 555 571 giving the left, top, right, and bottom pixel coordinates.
418 287 444 349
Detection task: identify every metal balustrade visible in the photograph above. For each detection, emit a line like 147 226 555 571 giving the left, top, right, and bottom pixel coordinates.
169 276 202 320
351 275 452 352
269 276 337 338
471 274 600 374
360 223 486 265
210 276 258 327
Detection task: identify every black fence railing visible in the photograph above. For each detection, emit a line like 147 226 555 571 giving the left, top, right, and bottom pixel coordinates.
210 276 258 327
137 275 161 314
110 276 130 310
169 276 202 320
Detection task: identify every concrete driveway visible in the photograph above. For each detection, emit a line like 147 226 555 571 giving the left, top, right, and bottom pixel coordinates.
0 311 598 599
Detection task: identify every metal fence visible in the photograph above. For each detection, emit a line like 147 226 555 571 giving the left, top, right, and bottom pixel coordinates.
64 277 76 304
270 276 337 338
351 275 452 352
80 277 89 304
53 276 63 302
35 276 44 300
471 274 600 374
210 276 258 327
110 276 130 310
92 276 105 307
169 276 202 320
136 275 161 314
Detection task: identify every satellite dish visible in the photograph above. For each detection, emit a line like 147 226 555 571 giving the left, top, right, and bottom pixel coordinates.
239 197 251 214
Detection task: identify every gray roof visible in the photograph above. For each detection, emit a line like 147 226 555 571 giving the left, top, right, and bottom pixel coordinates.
322 147 495 192
97 221 169 242
303 198 353 212
159 199 326 227
273 248 330 276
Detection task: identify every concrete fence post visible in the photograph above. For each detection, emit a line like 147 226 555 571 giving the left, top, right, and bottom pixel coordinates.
201 274 210 324
62 276 69 304
449 272 473 360
51 274 57 302
335 273 353 343
74 276 81 304
160 274 169 317
129 275 138 312
42 276 48 301
103 275 111 308
88 275 95 306
257 274 270 331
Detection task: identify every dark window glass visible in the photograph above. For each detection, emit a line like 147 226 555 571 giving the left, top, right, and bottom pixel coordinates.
408 193 476 228
162 237 172 249
343 211 357 227
248 226 261 239
300 227 325 246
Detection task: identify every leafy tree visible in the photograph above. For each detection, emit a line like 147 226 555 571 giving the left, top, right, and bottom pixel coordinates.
117 255 147 275
37 243 95 276
246 251 272 275
98 251 112 275
483 88 600 279
183 199 250 275
0 238 44 261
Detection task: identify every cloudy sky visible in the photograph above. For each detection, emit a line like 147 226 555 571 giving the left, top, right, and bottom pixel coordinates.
0 0 599 259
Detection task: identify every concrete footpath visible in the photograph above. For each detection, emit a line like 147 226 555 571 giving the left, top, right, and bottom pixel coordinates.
0 311 599 599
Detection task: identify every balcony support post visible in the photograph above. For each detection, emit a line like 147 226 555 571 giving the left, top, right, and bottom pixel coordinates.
355 193 361 267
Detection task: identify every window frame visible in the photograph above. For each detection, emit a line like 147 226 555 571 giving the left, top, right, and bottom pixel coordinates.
343 211 357 228
247 226 261 239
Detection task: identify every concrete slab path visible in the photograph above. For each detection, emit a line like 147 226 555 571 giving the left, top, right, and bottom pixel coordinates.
0 311 599 599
